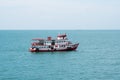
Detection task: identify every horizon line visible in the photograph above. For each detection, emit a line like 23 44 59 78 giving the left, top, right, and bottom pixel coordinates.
0 29 120 30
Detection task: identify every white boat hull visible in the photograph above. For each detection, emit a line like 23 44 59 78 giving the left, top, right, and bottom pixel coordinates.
29 43 79 52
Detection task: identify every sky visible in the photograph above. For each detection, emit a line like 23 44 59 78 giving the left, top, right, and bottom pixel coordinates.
0 0 120 30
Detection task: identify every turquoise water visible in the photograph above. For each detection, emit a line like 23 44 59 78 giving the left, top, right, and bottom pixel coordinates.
0 30 120 80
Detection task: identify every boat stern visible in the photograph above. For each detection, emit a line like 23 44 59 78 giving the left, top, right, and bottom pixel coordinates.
29 47 39 52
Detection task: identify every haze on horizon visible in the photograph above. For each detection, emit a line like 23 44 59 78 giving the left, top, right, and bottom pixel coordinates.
0 0 120 30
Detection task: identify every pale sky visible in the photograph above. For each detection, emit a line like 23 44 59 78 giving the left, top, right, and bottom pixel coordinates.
0 0 120 30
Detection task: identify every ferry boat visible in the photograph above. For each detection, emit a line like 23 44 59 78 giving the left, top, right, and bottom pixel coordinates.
29 34 79 52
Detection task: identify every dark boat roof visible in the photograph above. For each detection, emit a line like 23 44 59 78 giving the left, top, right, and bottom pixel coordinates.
57 34 66 37
32 38 45 40
32 34 67 41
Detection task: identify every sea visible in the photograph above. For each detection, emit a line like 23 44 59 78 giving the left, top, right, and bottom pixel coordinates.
0 30 120 80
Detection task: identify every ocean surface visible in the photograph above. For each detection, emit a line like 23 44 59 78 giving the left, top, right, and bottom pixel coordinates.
0 30 120 80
